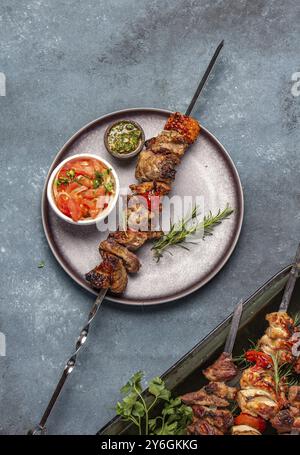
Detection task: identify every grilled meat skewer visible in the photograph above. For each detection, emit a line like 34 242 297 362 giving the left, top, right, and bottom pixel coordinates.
86 112 201 293
181 382 237 435
181 301 243 435
271 386 300 433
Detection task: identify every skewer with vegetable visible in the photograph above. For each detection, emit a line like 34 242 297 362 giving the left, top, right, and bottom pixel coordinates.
232 244 300 436
180 301 243 435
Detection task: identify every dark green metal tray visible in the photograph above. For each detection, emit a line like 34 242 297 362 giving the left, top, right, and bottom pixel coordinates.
98 265 299 435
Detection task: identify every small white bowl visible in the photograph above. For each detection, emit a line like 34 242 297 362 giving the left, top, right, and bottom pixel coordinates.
47 153 120 226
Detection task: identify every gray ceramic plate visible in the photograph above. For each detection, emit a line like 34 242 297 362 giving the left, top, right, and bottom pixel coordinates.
42 108 244 305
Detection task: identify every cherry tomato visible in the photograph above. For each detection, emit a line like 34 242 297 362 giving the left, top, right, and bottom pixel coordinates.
245 350 272 368
234 413 266 432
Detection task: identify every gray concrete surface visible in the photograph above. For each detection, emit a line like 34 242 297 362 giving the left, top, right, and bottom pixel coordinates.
0 0 299 435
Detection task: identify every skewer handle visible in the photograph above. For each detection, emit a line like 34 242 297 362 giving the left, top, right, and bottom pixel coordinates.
185 40 224 116
279 243 300 312
28 288 107 435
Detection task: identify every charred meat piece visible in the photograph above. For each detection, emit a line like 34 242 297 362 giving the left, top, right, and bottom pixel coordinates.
100 238 140 273
145 130 188 158
109 230 162 251
294 357 300 374
271 409 295 433
187 418 224 435
231 425 261 435
164 112 200 144
85 254 128 294
181 389 229 408
100 252 128 293
129 181 171 195
203 381 237 400
203 352 238 382
192 406 234 433
288 386 300 410
135 150 179 182
85 262 111 290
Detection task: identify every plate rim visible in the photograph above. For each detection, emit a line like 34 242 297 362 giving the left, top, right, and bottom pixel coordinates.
41 107 244 306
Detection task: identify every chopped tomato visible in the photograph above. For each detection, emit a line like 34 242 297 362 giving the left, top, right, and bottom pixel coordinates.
67 198 82 222
77 176 93 188
68 182 81 192
84 187 106 199
245 350 272 368
54 157 114 221
57 194 71 216
234 413 266 433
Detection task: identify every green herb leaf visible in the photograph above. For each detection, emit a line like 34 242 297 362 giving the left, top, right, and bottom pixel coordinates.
55 177 70 186
37 261 45 268
66 169 75 180
104 182 113 193
152 205 234 261
148 377 171 401
116 371 192 435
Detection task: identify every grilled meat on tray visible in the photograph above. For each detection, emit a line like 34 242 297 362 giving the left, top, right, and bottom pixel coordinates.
181 382 237 435
203 352 238 382
85 112 201 294
258 312 296 364
271 386 300 433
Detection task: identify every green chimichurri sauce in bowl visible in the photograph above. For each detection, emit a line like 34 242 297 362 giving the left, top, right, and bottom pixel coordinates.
104 120 145 159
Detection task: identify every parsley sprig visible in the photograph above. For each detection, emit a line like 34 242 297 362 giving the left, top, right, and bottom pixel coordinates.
116 371 192 435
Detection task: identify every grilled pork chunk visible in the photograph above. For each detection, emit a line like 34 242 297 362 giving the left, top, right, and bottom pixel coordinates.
181 382 237 408
145 130 188 158
203 352 238 382
182 382 236 435
100 238 140 273
135 149 179 182
258 312 295 364
109 230 162 251
237 366 287 420
129 181 171 195
165 112 201 144
192 406 234 433
187 417 224 435
85 253 127 294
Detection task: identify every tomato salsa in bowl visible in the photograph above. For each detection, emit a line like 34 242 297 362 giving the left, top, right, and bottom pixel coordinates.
47 154 119 225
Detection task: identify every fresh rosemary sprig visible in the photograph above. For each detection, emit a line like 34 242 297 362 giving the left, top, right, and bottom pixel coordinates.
293 312 300 327
151 205 234 261
270 354 299 393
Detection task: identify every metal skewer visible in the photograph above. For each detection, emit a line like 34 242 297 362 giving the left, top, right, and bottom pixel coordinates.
224 299 243 355
279 243 300 312
28 288 107 435
185 40 224 116
29 43 225 434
